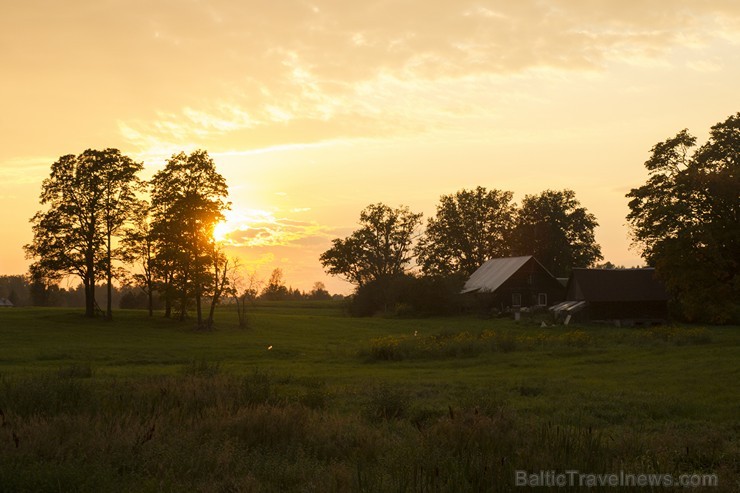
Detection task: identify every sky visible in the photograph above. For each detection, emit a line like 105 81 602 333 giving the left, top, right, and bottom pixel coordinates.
2 1 739 294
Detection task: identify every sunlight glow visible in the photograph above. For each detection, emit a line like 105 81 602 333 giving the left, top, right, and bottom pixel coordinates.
213 220 230 243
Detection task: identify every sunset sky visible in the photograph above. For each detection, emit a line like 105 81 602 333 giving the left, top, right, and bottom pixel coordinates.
2 1 739 294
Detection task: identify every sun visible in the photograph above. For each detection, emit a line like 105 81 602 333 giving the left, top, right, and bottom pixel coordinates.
213 220 230 243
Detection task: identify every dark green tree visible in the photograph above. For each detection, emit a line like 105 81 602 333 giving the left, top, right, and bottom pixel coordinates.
415 187 516 276
320 203 422 286
25 149 142 317
627 113 740 323
510 189 602 277
149 150 230 328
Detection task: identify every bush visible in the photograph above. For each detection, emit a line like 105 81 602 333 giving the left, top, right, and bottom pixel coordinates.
348 274 467 317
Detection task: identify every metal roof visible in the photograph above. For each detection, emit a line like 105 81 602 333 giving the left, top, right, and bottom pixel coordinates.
461 256 534 294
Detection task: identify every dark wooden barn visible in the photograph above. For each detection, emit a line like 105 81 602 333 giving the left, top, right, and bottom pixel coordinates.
564 268 669 323
461 256 566 311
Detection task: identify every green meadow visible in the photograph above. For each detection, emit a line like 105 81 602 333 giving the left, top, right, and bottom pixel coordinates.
0 303 738 492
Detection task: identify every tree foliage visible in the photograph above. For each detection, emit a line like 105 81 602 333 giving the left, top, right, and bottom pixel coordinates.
627 113 740 323
320 203 422 286
415 187 516 276
510 189 602 278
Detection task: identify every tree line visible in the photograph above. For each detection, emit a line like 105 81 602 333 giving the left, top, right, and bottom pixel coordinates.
0 272 338 310
321 113 740 323
319 188 602 316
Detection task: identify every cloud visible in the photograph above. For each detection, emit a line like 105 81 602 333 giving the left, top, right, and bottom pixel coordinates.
11 0 721 153
3 1 740 158
218 208 334 248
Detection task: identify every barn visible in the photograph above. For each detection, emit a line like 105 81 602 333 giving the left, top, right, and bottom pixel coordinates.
556 268 669 324
461 256 566 311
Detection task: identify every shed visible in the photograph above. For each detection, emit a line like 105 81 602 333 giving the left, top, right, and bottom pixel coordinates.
461 256 566 310
561 268 669 322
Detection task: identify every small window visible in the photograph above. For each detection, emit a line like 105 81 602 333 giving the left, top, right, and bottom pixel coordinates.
512 293 522 307
538 293 547 306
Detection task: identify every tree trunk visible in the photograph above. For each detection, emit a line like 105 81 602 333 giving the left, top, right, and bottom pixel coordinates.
106 231 113 320
84 252 95 318
195 284 203 328
147 281 153 317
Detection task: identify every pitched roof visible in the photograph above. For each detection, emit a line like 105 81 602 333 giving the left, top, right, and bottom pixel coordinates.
567 268 669 302
461 255 535 294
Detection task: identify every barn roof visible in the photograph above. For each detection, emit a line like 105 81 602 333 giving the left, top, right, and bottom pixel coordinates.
567 268 669 302
461 256 545 294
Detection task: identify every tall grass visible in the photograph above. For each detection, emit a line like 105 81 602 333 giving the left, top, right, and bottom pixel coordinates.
0 370 737 492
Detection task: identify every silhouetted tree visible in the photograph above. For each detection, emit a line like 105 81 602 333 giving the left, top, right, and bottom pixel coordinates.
627 113 740 323
228 260 262 329
98 149 144 319
415 187 516 276
510 189 602 278
308 281 331 300
25 149 143 317
320 203 422 286
205 246 230 329
261 268 290 300
150 150 230 328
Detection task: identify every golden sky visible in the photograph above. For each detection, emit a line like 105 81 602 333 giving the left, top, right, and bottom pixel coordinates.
2 1 739 294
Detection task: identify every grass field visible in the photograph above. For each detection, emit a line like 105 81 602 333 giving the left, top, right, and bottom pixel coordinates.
0 303 738 492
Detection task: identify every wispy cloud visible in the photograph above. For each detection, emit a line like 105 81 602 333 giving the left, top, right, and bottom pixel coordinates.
217 208 334 248
81 0 739 154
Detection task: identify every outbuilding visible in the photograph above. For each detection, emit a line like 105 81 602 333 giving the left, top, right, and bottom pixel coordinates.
557 268 669 324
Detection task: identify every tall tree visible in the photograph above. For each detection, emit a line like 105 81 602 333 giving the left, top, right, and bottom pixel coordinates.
627 114 740 323
25 149 142 317
415 187 516 276
97 149 144 319
149 150 230 328
510 189 602 278
320 203 422 286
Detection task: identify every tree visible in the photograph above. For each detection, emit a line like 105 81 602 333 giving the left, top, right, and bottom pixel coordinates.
228 260 262 329
261 268 289 301
149 150 230 328
308 281 331 300
97 149 144 319
320 203 422 286
415 187 516 276
25 149 143 318
510 189 602 278
205 245 230 329
228 260 263 329
627 114 740 323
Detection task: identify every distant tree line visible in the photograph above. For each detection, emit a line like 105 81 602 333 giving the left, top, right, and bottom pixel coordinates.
320 189 602 317
0 272 338 311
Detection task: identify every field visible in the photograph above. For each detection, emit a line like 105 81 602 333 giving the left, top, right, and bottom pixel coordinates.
0 303 738 492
